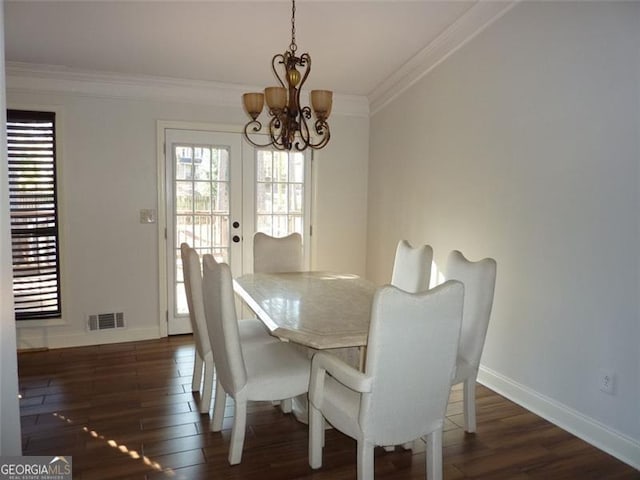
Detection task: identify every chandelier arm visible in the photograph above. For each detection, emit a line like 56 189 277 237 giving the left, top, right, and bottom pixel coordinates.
268 115 289 151
300 105 312 121
298 105 329 149
246 118 262 133
306 120 331 149
294 54 311 122
272 54 287 88
298 53 311 84
243 120 279 149
294 107 312 151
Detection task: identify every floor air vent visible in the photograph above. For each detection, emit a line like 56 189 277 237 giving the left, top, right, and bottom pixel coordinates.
88 312 125 331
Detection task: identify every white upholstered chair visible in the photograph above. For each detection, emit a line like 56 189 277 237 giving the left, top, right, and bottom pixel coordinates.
308 281 464 480
253 232 303 273
388 239 434 451
252 231 307 408
202 254 311 465
181 244 275 414
445 250 497 433
180 243 214 413
391 240 433 293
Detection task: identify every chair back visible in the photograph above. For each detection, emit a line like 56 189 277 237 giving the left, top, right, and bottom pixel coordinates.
360 280 464 444
445 250 497 370
253 232 303 273
202 254 248 396
390 240 433 293
180 244 211 358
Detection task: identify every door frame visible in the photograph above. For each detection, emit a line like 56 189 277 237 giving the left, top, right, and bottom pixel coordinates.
156 120 316 337
157 120 244 337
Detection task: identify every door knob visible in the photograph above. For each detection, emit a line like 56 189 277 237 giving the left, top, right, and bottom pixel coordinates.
232 235 240 243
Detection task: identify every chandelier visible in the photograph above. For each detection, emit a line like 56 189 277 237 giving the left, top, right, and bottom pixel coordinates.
242 0 332 151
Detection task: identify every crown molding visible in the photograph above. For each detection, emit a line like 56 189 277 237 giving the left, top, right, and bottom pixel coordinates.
6 1 515 121
369 1 517 116
5 62 369 118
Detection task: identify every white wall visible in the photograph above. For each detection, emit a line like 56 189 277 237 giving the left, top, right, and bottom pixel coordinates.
0 2 23 454
312 114 369 276
368 1 639 466
7 76 369 349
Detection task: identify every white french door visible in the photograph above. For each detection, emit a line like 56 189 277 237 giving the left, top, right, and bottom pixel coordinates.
163 127 311 335
165 129 242 334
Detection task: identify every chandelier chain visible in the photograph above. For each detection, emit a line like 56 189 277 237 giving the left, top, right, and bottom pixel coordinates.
290 0 297 53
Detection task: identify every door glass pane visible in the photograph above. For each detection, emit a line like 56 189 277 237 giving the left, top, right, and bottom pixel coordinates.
212 148 230 181
176 215 193 245
212 182 229 213
257 151 273 182
273 183 288 213
291 215 303 233
176 182 194 213
193 215 211 249
273 152 288 182
289 154 304 182
194 147 211 179
175 146 193 180
289 184 303 214
256 183 273 214
194 182 211 212
175 248 187 317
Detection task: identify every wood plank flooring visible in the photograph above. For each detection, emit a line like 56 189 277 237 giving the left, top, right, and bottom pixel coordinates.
18 336 639 480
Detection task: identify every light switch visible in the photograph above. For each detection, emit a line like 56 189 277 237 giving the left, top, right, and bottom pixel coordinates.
139 209 156 224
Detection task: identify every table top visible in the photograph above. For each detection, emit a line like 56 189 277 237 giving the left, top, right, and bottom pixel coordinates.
233 271 377 350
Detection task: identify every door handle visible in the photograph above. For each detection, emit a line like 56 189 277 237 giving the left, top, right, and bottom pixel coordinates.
232 235 241 243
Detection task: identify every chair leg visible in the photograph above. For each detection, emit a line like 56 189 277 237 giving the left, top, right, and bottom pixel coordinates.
199 353 214 414
463 376 477 433
228 398 247 465
425 428 443 480
192 351 203 392
357 440 374 480
309 403 324 469
211 379 226 432
280 398 292 413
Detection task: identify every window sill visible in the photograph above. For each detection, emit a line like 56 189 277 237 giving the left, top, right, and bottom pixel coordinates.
16 318 67 328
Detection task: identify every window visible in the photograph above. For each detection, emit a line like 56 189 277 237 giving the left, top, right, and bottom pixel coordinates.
7 110 61 321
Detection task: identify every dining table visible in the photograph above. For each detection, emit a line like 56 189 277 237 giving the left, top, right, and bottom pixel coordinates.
233 271 377 353
233 270 377 422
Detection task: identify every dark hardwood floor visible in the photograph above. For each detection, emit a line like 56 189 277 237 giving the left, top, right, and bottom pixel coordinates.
18 336 639 480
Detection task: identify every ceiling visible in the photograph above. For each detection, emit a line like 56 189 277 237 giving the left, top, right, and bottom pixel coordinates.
4 1 483 98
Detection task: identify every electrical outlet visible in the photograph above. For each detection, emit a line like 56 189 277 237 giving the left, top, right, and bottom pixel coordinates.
598 369 615 395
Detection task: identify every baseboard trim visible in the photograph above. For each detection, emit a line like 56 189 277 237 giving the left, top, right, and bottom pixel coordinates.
477 365 640 470
16 326 163 350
